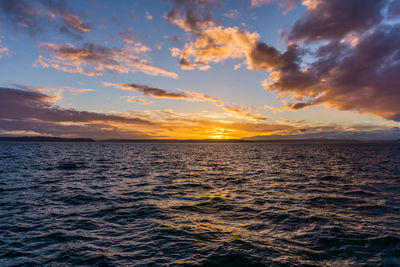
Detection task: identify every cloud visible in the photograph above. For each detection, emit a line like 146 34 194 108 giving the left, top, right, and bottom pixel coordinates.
36 42 178 78
224 121 293 132
287 0 385 42
250 0 300 14
0 87 154 125
0 0 91 37
170 23 309 86
388 0 400 19
0 119 151 140
0 40 9 58
124 96 154 105
165 0 217 32
264 105 284 113
12 84 95 102
223 9 240 19
169 0 400 122
259 1 400 122
119 28 140 45
0 87 273 139
145 10 153 20
265 23 400 122
1 86 396 140
167 0 273 71
247 126 400 141
221 105 267 120
103 82 267 120
170 25 260 70
167 4 304 73
138 109 290 138
102 82 220 102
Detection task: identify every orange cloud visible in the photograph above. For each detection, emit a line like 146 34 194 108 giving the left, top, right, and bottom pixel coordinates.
124 96 154 105
59 12 91 33
171 26 260 71
221 105 267 120
170 23 295 74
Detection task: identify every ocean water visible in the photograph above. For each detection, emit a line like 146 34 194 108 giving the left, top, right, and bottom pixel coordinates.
0 142 400 266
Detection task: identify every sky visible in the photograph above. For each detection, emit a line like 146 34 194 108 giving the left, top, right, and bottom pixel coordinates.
0 0 400 140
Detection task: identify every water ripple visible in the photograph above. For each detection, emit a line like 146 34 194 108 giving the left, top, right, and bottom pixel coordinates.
0 142 400 266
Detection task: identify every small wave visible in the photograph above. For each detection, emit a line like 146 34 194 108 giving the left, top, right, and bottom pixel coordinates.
1 142 400 266
56 162 87 170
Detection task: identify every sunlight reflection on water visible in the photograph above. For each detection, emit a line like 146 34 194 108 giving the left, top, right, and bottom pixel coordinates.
0 142 400 266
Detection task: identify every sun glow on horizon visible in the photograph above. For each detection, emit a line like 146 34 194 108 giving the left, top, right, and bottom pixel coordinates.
207 127 236 139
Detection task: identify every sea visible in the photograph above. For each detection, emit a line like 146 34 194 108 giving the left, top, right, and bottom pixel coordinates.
0 142 399 266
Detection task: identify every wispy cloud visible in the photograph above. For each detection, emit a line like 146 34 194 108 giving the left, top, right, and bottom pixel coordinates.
145 10 153 20
220 105 267 120
264 105 284 113
0 87 154 125
0 40 9 58
0 0 91 37
0 86 158 139
103 82 267 120
250 0 299 14
124 96 154 105
36 42 178 78
223 9 240 19
13 84 95 102
102 82 220 102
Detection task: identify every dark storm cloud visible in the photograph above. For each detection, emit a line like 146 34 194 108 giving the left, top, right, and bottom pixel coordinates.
0 87 153 125
287 0 386 42
0 0 91 36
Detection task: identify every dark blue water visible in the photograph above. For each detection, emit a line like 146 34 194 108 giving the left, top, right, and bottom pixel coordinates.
0 142 400 266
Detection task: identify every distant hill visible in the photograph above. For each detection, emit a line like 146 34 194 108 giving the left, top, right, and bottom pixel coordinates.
0 136 95 142
98 139 254 143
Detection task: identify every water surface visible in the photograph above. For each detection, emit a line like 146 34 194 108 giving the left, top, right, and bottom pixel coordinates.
1 142 400 266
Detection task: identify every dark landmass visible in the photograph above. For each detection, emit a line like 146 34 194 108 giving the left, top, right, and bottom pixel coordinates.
0 136 95 142
1 136 398 143
99 139 254 143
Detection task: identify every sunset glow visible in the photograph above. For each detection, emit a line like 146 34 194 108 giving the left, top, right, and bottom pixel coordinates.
0 0 399 140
